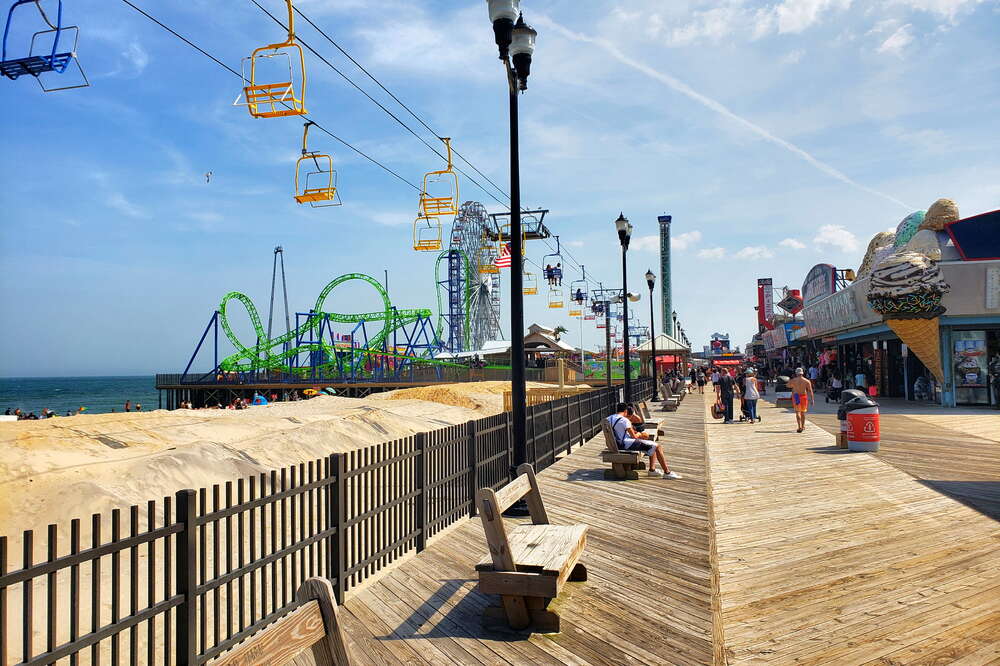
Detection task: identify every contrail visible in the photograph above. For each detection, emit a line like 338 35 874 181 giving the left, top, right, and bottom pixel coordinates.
537 17 913 211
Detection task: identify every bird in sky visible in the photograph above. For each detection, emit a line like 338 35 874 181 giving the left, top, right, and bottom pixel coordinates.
205 171 213 183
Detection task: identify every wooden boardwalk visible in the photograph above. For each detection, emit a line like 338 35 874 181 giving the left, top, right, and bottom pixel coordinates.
710 392 1000 664
800 395 1000 519
336 393 718 665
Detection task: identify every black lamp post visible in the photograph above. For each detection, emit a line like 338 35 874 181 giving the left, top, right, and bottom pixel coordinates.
488 0 536 495
615 213 634 403
646 269 658 400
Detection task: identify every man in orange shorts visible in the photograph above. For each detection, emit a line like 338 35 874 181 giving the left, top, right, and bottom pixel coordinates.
787 367 815 433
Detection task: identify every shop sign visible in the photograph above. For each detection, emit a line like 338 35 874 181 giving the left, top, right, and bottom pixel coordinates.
763 326 788 350
777 289 804 314
802 264 837 306
804 288 861 336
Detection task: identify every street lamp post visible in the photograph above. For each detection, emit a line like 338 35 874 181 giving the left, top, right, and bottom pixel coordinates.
615 213 634 403
488 1 536 493
646 269 658 400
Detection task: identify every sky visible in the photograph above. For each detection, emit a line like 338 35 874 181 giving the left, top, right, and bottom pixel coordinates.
1 0 999 376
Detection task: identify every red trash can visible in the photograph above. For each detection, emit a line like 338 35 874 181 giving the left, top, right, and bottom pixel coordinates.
847 404 880 452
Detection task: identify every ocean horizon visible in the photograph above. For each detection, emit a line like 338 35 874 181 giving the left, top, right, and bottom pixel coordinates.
0 376 160 416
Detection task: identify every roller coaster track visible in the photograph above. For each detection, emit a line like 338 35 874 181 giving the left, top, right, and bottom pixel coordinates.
218 273 455 373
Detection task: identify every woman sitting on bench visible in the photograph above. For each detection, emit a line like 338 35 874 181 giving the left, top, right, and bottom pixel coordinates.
607 402 681 479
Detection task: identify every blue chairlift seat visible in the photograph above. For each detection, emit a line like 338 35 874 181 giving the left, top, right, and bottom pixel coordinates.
1 0 87 90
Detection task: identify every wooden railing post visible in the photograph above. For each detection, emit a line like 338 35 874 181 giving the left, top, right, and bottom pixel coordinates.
175 489 197 666
414 433 427 552
467 421 478 517
326 453 348 605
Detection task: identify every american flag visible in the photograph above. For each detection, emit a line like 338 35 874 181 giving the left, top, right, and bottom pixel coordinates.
495 243 511 269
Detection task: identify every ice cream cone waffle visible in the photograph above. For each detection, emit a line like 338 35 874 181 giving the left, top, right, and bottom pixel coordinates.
887 316 944 382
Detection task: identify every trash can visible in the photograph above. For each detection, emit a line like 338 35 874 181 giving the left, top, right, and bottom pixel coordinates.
836 390 866 449
775 375 792 408
843 394 880 452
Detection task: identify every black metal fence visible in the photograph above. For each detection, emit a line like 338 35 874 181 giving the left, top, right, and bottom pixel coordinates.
0 380 651 665
154 366 548 389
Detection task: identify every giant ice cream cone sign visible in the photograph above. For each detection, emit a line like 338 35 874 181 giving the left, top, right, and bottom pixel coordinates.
866 251 950 382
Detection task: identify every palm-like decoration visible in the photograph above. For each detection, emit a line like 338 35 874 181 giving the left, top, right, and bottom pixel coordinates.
553 325 569 341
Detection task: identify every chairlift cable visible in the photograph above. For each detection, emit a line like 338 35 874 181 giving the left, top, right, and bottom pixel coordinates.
119 0 420 191
291 5 512 204
248 0 510 208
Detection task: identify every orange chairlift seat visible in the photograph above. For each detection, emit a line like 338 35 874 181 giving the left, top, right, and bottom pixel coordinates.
235 0 306 118
418 137 459 218
294 122 341 207
413 215 442 252
523 268 538 295
477 232 499 274
548 287 563 309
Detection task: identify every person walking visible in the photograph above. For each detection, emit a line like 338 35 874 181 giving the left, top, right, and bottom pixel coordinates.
696 368 706 394
124 400 131 412
718 368 737 424
743 368 761 423
787 368 815 433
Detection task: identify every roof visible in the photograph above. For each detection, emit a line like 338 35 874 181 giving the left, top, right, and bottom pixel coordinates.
434 340 511 360
634 333 690 354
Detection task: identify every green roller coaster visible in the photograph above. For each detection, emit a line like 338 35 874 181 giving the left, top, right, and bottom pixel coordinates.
216 272 457 378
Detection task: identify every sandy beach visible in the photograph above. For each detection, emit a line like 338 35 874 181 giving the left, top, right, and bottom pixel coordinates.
0 381 562 540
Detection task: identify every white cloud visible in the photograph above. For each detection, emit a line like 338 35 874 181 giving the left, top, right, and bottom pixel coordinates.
735 246 776 260
672 230 702 251
877 24 915 56
888 0 985 20
814 224 860 252
780 238 807 249
106 192 147 219
697 247 727 260
123 41 149 75
566 240 585 248
775 0 853 34
538 17 913 211
631 235 660 252
368 210 411 227
780 49 805 65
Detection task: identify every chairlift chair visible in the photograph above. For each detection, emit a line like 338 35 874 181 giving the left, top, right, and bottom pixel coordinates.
541 235 563 286
413 216 442 252
547 287 563 309
235 0 307 118
478 241 498 274
1 0 88 91
498 222 526 256
569 308 582 317
418 137 459 218
523 269 538 295
294 122 341 207
570 265 588 305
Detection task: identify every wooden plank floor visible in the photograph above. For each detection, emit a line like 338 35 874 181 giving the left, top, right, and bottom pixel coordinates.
796 394 1000 519
336 394 718 665
707 392 1000 664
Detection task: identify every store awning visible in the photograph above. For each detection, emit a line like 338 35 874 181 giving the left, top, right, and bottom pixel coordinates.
713 359 741 366
654 355 682 366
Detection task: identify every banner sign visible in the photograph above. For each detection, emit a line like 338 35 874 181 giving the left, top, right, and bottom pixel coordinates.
803 288 862 336
802 264 837 306
757 278 774 330
762 326 787 350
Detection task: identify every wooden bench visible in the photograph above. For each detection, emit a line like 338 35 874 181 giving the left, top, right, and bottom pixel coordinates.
637 401 665 435
600 420 651 480
475 464 589 632
210 577 352 666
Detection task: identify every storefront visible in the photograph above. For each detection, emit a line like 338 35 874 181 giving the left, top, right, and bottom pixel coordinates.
801 259 1000 407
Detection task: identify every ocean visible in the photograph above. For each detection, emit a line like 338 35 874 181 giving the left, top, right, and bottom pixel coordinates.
0 376 160 416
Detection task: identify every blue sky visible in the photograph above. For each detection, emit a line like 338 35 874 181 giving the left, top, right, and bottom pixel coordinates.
1 0 998 376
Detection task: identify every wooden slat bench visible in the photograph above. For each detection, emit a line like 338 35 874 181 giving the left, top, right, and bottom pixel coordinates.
475 464 589 632
209 577 352 666
637 401 665 435
600 420 652 480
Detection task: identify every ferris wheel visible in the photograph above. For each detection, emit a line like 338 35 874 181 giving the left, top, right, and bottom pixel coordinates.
435 201 502 353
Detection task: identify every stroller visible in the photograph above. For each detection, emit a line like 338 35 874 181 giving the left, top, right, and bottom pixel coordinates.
738 398 762 423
